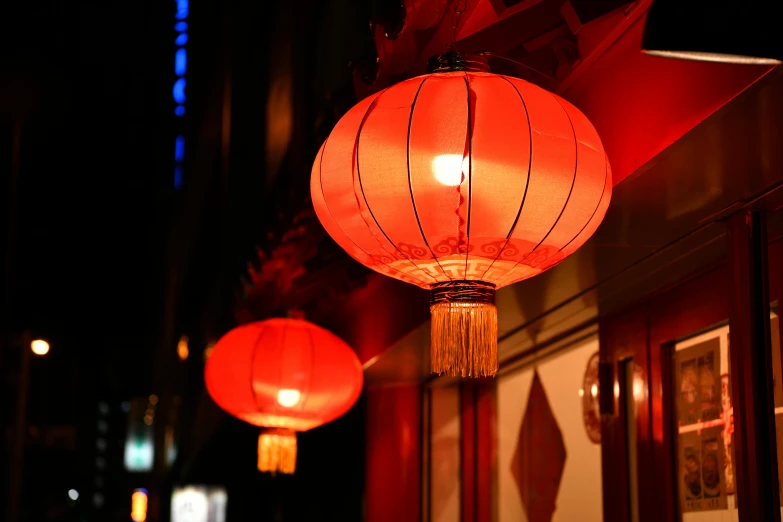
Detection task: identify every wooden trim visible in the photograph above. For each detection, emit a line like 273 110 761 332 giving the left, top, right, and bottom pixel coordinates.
460 380 495 522
421 387 430 522
600 314 632 522
461 384 476 522
476 384 495 522
727 210 781 522
648 265 730 522
365 386 422 522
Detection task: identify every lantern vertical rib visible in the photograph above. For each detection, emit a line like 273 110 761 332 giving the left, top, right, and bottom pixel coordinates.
249 324 268 412
356 90 439 284
556 163 610 257
463 72 473 279
479 76 533 281
316 104 433 287
406 76 449 280
494 94 579 288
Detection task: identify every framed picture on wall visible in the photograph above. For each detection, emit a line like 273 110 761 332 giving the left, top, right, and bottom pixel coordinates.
674 334 729 513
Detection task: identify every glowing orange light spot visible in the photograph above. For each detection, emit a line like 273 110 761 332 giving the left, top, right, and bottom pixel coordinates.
131 489 148 522
177 336 189 361
31 339 49 356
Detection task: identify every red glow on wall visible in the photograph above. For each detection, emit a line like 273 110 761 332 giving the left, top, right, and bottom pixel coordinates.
564 12 774 186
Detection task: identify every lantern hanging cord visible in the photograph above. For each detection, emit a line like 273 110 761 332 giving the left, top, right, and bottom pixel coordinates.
450 0 468 51
476 52 558 82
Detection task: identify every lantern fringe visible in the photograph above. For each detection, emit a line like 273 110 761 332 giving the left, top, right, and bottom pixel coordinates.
258 429 297 475
430 301 498 377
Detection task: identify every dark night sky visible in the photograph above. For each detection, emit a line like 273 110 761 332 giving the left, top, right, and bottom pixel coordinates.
2 1 379 520
2 1 174 393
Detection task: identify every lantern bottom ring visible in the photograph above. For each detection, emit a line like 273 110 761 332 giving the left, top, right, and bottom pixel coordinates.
429 281 498 378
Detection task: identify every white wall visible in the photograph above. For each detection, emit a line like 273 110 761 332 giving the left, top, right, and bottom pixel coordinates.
497 338 603 522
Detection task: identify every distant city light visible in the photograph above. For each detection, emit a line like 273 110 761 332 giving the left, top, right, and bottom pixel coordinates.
177 336 189 361
31 339 49 355
173 0 189 189
174 136 185 162
131 489 149 522
68 489 79 501
175 49 187 76
172 79 186 104
125 435 154 472
171 487 211 522
175 0 188 20
203 341 216 362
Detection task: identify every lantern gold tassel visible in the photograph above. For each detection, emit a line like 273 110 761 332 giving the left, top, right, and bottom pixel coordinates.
258 428 297 475
430 281 498 377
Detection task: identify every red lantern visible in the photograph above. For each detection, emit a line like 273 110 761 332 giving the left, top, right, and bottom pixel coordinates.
205 318 364 474
312 53 611 377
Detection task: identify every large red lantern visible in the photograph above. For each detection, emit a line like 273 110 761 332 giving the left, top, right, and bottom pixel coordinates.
312 53 611 377
205 318 363 474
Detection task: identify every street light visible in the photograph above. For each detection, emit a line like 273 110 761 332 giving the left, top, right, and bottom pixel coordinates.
30 339 49 356
8 333 49 521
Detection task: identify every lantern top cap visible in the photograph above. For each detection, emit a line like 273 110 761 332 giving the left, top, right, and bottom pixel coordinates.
426 51 490 74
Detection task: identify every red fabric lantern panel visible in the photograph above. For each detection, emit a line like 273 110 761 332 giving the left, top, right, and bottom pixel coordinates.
312 55 611 377
205 318 364 473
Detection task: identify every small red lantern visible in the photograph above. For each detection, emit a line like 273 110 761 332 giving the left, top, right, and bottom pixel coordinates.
312 52 611 378
205 318 363 474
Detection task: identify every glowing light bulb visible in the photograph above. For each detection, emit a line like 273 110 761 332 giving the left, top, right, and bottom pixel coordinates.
31 339 49 356
590 384 598 398
277 389 301 408
432 154 468 186
578 388 584 398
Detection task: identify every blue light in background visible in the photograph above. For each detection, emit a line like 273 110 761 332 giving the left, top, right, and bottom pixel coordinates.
174 0 189 190
175 0 189 20
175 49 187 76
173 78 186 104
175 135 185 161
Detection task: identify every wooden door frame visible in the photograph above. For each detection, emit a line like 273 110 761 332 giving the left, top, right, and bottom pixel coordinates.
601 212 783 522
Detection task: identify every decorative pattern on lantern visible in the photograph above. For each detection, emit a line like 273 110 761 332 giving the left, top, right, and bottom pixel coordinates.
312 52 611 378
205 318 364 474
